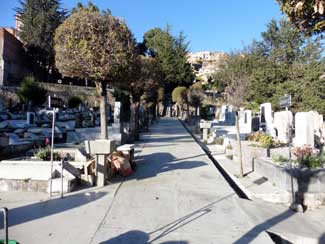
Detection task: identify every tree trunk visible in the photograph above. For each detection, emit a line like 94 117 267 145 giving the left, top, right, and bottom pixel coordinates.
235 113 244 177
186 103 190 122
152 102 157 122
156 103 159 120
130 100 140 141
98 81 108 139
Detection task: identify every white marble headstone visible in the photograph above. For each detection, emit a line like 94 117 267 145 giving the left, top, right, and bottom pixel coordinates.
260 103 274 135
293 112 314 147
219 105 227 122
114 101 121 122
239 109 252 133
273 111 293 143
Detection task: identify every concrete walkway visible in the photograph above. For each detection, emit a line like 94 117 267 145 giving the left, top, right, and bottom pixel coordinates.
0 118 273 244
90 118 272 244
188 121 325 244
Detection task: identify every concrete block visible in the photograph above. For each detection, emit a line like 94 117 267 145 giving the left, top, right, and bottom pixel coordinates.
85 139 115 155
47 178 76 193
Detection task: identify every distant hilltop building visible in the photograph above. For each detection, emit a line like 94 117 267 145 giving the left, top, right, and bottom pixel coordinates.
187 51 227 83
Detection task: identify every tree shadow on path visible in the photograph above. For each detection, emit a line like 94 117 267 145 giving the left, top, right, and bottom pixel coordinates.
99 230 188 244
133 152 208 180
0 191 106 228
99 192 237 244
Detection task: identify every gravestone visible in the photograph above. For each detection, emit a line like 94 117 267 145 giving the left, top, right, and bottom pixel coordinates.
309 111 323 134
293 112 314 148
222 137 230 151
114 102 121 123
219 105 227 122
259 103 274 135
207 129 217 144
238 109 245 128
252 117 260 131
274 111 293 143
239 109 252 133
200 120 212 143
26 112 36 125
225 111 236 125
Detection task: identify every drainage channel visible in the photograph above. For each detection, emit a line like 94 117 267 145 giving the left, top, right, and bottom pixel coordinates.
179 120 249 199
180 120 288 244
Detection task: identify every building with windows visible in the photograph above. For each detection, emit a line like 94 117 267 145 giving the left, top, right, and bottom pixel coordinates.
187 51 227 83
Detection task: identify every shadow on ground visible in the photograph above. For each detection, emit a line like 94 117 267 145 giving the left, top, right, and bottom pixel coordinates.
99 230 188 244
0 191 106 228
132 152 208 180
99 192 237 244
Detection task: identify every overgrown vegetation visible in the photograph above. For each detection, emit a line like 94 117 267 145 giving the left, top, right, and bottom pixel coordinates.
34 146 61 161
247 131 274 148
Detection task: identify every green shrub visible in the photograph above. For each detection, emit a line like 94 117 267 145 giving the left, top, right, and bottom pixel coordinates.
292 146 324 169
215 137 224 145
18 76 47 107
298 155 324 169
34 147 61 161
272 155 288 164
200 106 209 120
226 144 233 150
259 134 273 148
248 131 274 148
245 101 260 113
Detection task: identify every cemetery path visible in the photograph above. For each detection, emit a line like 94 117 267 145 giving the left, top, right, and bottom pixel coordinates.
90 118 273 244
0 118 282 244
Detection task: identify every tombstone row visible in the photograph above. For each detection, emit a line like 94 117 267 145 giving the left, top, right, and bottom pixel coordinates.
202 102 324 149
239 103 323 147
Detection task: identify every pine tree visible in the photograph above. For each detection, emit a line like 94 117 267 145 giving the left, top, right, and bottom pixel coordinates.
16 0 66 80
143 26 194 94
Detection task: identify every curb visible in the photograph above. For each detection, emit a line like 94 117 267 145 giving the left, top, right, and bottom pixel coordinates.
179 119 250 200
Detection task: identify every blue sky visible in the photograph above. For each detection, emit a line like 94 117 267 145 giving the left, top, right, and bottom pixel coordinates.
0 0 284 53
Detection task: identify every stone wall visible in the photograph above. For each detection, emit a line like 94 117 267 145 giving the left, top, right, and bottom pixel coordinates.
231 140 290 170
39 83 116 107
0 179 48 192
254 158 325 209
